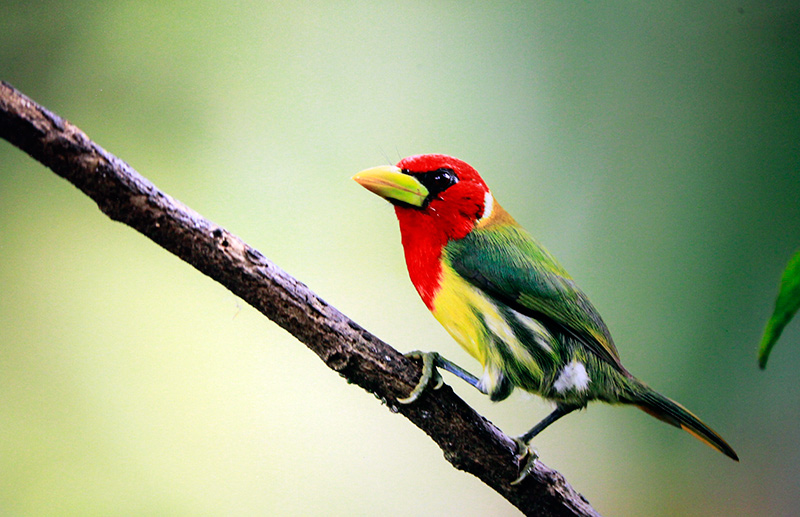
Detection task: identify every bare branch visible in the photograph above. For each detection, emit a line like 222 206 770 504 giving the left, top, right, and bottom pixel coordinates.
0 81 600 517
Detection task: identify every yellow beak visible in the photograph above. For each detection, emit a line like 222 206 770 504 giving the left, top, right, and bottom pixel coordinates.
352 165 429 207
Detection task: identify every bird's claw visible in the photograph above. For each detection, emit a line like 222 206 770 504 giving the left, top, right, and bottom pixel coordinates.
510 437 539 485
397 351 444 404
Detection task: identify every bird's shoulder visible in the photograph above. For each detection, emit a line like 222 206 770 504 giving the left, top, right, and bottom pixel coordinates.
443 204 625 371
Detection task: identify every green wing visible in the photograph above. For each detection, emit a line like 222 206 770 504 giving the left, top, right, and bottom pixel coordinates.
445 223 626 373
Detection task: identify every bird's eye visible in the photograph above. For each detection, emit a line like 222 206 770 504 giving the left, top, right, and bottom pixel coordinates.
414 167 458 196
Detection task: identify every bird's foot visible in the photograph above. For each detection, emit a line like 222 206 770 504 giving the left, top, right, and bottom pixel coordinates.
397 351 444 404
510 437 539 485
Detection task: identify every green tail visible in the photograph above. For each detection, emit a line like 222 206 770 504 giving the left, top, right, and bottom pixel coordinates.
632 387 739 461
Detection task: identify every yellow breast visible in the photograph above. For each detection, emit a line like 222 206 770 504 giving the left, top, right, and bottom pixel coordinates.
430 261 555 395
431 263 510 366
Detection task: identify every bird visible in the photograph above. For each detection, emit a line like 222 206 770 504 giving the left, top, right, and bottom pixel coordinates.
352 153 738 481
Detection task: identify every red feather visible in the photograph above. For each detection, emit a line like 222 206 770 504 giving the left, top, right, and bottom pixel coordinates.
393 155 490 309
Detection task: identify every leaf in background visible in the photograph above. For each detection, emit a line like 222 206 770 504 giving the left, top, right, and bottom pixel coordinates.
758 249 800 369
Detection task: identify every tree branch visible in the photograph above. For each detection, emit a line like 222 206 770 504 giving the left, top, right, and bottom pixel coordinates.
0 81 599 517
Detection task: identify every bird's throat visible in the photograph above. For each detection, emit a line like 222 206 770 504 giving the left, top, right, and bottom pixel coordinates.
395 208 452 311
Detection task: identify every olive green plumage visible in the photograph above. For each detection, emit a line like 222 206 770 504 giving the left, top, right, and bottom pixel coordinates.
443 219 737 460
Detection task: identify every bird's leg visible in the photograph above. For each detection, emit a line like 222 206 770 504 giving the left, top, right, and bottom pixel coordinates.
433 353 487 393
511 404 582 485
519 403 580 443
398 351 486 404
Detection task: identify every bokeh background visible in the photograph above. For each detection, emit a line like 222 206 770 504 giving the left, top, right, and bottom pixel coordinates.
2 2 799 515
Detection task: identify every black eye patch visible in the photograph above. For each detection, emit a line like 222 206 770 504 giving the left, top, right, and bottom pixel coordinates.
404 167 459 197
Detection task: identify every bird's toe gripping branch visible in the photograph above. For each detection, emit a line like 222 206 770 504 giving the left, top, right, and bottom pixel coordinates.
511 438 540 485
397 351 488 404
397 351 445 404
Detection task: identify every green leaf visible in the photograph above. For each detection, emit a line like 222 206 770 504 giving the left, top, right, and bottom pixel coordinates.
758 249 800 369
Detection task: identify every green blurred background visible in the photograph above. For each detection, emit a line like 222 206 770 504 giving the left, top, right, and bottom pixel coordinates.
2 2 799 515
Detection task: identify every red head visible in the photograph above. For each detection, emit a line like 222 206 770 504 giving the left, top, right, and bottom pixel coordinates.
353 154 496 307
393 154 493 239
